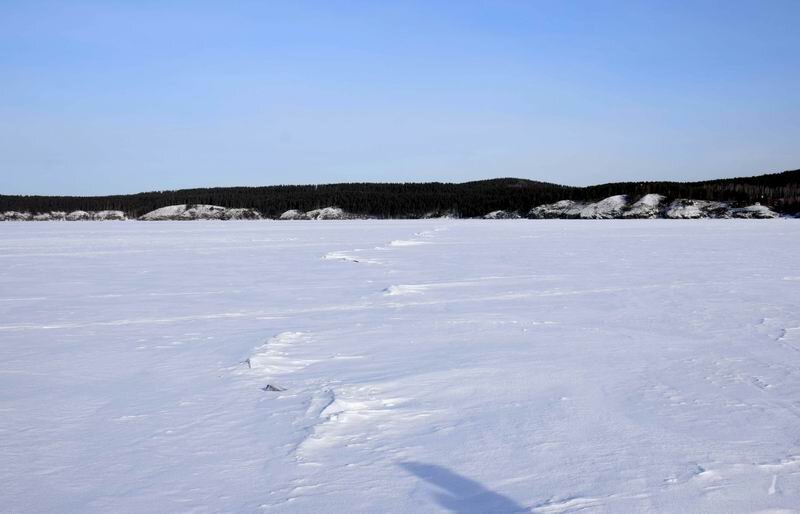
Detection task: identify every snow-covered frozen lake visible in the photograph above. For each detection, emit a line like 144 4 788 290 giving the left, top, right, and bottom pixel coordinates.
2 220 799 513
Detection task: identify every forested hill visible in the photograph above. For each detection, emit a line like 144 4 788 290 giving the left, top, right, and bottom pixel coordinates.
2 169 798 218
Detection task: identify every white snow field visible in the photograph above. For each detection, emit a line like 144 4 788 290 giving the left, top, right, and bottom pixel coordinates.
2 220 800 514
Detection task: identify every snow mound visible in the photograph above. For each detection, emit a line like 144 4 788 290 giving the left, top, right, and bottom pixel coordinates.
279 209 311 220
528 200 588 219
580 195 628 219
730 203 778 219
665 199 731 219
389 240 428 247
246 332 317 375
32 213 52 221
66 210 91 221
483 210 521 219
93 210 127 221
623 194 666 218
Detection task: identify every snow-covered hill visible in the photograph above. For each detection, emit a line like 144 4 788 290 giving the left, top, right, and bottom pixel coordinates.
0 198 787 222
306 206 347 220
483 210 521 219
525 195 780 220
528 200 588 219
622 194 667 218
139 204 261 220
66 210 92 221
731 203 779 219
579 194 628 219
279 206 360 220
93 210 127 221
665 199 731 219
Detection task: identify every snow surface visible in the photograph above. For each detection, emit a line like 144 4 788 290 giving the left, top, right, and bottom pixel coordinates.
2 220 800 513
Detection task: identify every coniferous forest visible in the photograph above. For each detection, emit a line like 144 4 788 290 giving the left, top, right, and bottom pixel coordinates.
1 169 798 218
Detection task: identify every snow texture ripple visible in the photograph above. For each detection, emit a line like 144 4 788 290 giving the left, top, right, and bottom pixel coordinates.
1 219 799 513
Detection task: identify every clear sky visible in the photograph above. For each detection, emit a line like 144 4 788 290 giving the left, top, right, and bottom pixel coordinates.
1 0 799 195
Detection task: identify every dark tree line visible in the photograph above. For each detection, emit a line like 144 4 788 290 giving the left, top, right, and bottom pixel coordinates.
1 169 798 218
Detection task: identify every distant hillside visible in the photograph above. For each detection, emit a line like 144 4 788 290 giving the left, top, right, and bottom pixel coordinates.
1 169 798 218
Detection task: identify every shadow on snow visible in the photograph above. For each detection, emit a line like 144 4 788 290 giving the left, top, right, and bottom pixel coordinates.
399 461 528 513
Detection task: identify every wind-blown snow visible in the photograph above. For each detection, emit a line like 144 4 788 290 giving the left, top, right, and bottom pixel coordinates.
2 220 800 513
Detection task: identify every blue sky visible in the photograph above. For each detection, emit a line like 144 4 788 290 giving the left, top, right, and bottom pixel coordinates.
1 0 799 195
